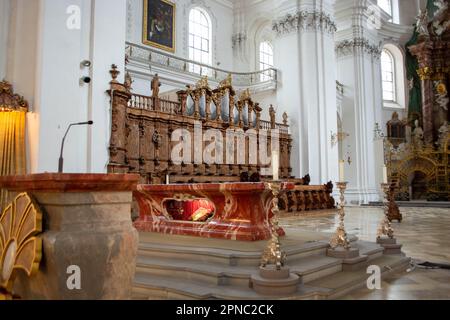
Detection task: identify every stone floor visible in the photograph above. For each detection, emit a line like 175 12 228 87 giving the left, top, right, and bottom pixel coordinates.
279 206 450 300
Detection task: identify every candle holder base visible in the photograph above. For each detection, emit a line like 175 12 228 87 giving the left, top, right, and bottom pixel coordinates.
251 266 300 296
327 247 368 271
377 237 403 255
327 247 360 259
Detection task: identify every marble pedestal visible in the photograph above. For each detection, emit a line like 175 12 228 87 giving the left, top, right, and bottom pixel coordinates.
327 247 368 271
0 174 140 300
377 237 403 255
251 266 300 296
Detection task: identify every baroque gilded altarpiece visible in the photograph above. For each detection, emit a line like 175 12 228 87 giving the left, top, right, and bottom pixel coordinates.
386 5 450 201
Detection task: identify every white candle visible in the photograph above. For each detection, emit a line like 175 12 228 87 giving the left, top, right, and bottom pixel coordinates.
272 151 279 181
339 160 345 182
382 165 388 184
166 174 170 185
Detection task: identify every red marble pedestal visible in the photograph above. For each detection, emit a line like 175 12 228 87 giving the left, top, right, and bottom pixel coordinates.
134 182 294 241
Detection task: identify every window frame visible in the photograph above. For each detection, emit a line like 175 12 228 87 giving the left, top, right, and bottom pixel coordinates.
188 7 213 70
381 49 396 103
377 0 393 18
258 41 274 82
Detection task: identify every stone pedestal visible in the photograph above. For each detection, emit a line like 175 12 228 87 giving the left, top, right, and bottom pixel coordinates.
377 237 403 255
251 266 300 296
327 247 368 271
0 174 140 300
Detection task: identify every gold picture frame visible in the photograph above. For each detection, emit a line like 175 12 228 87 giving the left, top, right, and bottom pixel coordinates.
143 0 176 53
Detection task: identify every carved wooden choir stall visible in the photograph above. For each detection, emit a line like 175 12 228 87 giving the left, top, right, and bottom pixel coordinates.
107 67 336 225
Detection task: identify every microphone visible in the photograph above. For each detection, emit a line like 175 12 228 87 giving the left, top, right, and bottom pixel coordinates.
75 121 94 125
58 121 94 173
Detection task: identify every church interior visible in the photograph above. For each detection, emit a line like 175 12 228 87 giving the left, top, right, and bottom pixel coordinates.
0 0 449 301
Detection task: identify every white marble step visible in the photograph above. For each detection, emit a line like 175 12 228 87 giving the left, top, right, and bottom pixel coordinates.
137 240 332 267
132 254 410 300
308 255 412 299
135 253 342 287
132 273 331 300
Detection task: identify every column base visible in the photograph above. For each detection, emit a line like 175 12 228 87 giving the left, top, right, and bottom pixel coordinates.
377 237 403 255
251 266 300 296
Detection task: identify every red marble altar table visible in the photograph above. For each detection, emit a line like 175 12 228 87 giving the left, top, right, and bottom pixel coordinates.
133 182 294 241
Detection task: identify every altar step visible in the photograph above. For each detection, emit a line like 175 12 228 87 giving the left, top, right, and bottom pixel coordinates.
132 234 404 300
137 240 332 267
365 201 450 209
132 254 410 300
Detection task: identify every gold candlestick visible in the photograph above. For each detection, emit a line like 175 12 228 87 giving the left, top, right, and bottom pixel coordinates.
377 183 395 239
329 182 350 250
261 182 286 270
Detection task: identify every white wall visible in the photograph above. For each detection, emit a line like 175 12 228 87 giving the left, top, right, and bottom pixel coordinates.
5 0 127 174
0 0 11 80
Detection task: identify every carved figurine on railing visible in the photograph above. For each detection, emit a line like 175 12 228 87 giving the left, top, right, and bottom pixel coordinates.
269 105 276 129
151 74 161 98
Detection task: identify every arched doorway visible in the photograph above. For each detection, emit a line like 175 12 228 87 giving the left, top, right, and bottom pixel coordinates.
410 171 428 200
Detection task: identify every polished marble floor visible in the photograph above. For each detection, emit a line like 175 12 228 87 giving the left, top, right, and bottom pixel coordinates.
279 206 450 300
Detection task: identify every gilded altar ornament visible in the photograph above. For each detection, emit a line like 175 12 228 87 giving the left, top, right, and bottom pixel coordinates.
219 74 232 88
329 182 350 249
196 76 209 90
377 184 395 239
437 82 447 95
261 183 286 270
0 193 42 298
239 89 251 101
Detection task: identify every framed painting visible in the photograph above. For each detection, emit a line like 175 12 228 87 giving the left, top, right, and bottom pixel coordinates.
143 0 176 53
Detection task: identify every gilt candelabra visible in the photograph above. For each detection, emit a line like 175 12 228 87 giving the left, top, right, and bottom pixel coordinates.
261 182 286 270
377 183 395 240
329 182 350 250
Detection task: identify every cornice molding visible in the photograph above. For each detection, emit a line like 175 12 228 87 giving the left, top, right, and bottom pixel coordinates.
335 37 382 59
272 10 337 37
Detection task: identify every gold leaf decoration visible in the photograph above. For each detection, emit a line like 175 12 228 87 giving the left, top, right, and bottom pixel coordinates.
0 193 42 294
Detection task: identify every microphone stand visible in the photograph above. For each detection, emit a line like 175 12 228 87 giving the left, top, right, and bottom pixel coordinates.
58 121 93 173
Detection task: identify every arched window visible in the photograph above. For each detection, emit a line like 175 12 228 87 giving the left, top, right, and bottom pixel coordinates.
381 49 395 102
377 0 399 23
188 8 212 74
378 0 392 17
259 41 273 81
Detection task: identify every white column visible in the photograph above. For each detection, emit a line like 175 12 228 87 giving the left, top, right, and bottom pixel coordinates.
273 0 339 184
88 0 127 173
335 0 383 204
